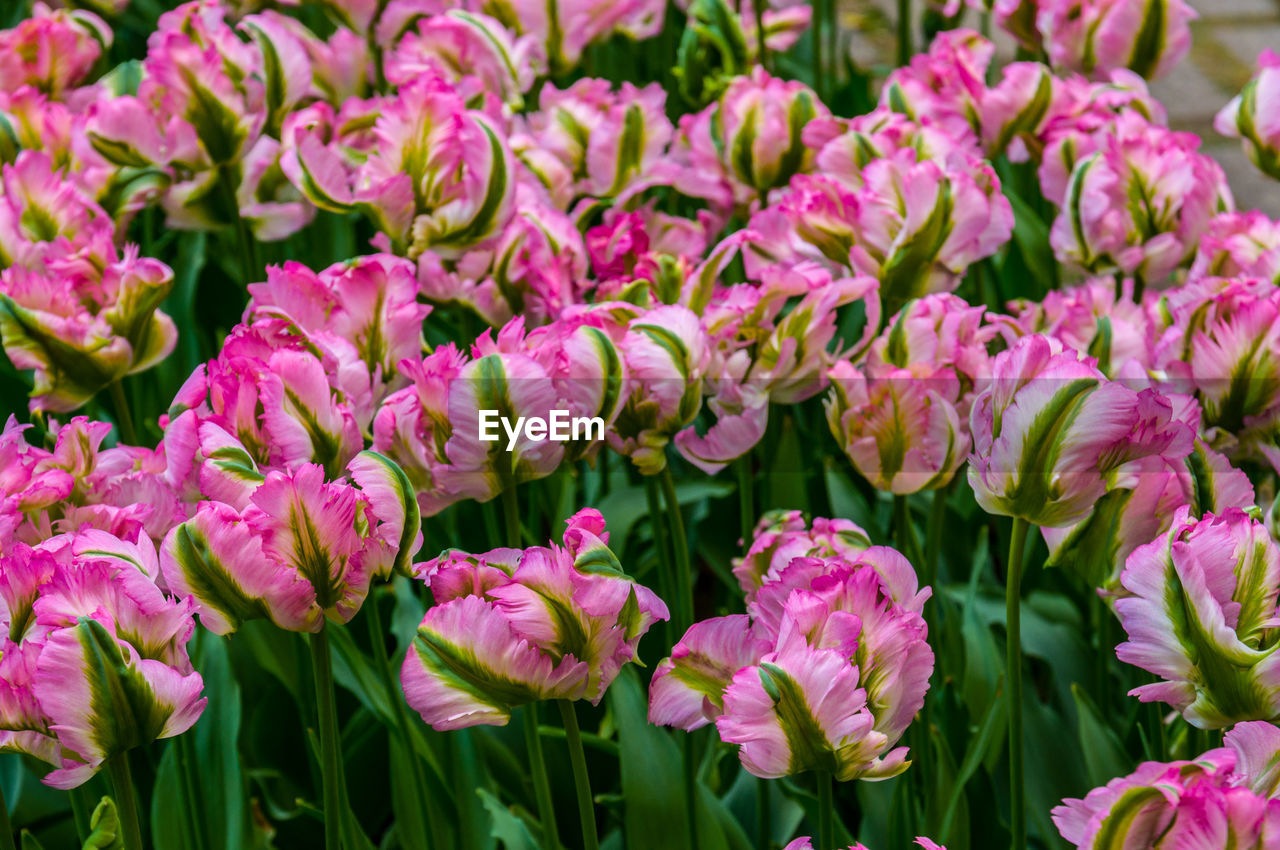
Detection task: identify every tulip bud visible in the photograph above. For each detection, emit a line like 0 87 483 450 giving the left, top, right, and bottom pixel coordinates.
1216 49 1280 182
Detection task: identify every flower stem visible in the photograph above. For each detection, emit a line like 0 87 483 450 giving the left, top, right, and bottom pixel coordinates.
106 754 144 850
108 381 138 445
643 476 676 647
1006 517 1030 850
310 623 343 850
892 495 925 568
816 770 834 850
500 476 522 548
753 0 768 71
177 733 209 850
756 778 772 850
736 456 755 550
366 588 437 844
896 0 912 65
557 700 599 850
925 485 948 592
659 464 693 636
523 704 560 850
0 781 14 850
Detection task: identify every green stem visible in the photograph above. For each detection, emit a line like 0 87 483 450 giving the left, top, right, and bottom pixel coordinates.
659 465 693 636
736 456 755 549
106 754 144 850
557 700 599 850
683 733 698 849
925 485 948 592
310 623 343 850
896 0 912 65
108 381 138 445
757 778 772 850
69 786 92 844
0 781 14 850
753 0 768 70
500 476 522 548
366 588 437 846
892 495 925 568
177 734 209 850
816 770 834 850
811 0 823 100
524 704 560 850
1006 518 1030 850
644 475 677 649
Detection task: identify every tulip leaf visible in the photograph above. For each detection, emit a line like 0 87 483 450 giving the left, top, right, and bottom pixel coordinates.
476 788 537 850
1071 684 1133 788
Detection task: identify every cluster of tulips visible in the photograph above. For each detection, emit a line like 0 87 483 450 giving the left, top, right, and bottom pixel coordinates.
3 0 1280 847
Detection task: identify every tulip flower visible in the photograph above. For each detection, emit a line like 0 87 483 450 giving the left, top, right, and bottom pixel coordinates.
785 840 945 850
1051 113 1231 287
1189 211 1280 284
1053 721 1280 847
715 559 933 781
517 78 673 205
825 361 967 495
1217 49 1280 182
1036 0 1197 81
969 334 1194 528
682 69 825 206
246 254 430 404
0 534 205 797
160 450 420 634
287 78 514 259
384 10 542 108
1161 278 1280 458
609 305 711 475
879 29 992 147
406 508 665 849
0 231 177 414
732 511 871 602
0 3 112 99
1115 506 1280 728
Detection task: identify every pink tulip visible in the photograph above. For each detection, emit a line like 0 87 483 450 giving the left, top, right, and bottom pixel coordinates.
247 254 429 403
826 361 967 495
1035 70 1167 205
1190 211 1280 285
1050 112 1231 285
0 4 111 100
880 29 993 148
403 509 667 729
1036 0 1197 81
161 451 419 634
968 334 1194 527
0 534 205 789
385 10 542 108
1115 506 1280 728
519 78 673 204
682 69 825 207
732 511 871 603
715 558 933 780
1217 49 1280 182
608 305 711 475
1054 722 1280 847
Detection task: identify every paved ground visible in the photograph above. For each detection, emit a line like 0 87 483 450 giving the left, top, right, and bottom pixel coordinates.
843 0 1280 217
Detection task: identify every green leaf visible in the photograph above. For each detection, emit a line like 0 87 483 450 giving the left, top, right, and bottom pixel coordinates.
82 797 123 850
926 724 968 850
1072 684 1133 789
476 788 538 850
611 667 693 850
